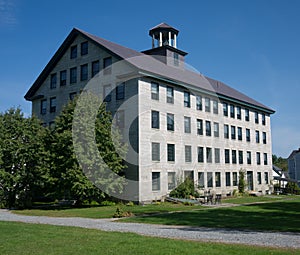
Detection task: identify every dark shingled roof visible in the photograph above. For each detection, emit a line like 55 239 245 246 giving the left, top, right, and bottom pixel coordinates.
25 28 275 113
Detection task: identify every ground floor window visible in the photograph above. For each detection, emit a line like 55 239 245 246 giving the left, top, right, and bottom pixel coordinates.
152 172 160 191
257 172 262 184
264 172 269 184
198 172 204 188
225 172 231 186
168 172 176 190
207 172 213 187
233 172 238 186
215 172 221 187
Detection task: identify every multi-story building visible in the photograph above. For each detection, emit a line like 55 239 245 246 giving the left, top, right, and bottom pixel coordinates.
288 149 300 187
25 23 275 202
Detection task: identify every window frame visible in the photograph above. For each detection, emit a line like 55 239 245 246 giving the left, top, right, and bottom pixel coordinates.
70 67 77 84
152 142 160 161
80 64 88 81
116 83 125 100
50 73 57 89
70 45 77 59
184 116 191 133
91 60 100 77
151 110 160 129
167 144 175 162
166 86 174 104
60 70 67 86
151 82 159 100
152 172 160 191
81 41 88 56
50 97 56 113
184 91 190 108
167 113 175 131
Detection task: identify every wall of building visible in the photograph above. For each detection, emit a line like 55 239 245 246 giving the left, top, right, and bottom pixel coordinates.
138 77 273 202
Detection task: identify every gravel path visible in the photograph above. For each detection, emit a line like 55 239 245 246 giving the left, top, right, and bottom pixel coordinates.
0 209 299 249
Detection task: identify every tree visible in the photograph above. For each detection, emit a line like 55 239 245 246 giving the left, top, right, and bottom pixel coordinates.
272 154 288 171
238 169 246 194
0 108 49 208
50 94 127 205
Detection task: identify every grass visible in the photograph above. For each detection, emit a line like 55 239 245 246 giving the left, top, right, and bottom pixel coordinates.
13 202 200 219
222 195 287 204
121 196 300 232
0 221 298 255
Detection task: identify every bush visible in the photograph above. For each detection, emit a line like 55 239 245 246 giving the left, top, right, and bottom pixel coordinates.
113 207 133 218
100 200 116 206
238 169 246 194
169 178 196 199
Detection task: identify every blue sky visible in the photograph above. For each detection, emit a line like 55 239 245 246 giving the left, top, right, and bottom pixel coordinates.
0 0 299 157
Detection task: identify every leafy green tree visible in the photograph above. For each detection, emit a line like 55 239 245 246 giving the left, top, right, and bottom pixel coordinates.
0 108 49 208
272 154 288 171
238 169 246 194
50 94 127 205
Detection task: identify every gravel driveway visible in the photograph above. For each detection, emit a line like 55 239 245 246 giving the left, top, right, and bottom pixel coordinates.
0 209 299 249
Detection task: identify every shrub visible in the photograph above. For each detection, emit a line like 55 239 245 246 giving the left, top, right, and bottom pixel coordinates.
238 169 246 194
100 200 116 206
169 178 196 199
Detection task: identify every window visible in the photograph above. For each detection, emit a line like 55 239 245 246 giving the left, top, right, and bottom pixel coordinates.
174 52 179 66
226 172 231 187
70 45 77 59
232 150 237 164
198 147 204 163
197 119 203 135
151 110 159 129
103 57 112 75
256 152 261 165
152 142 160 161
224 124 229 139
81 41 88 55
255 111 259 124
230 104 235 118
233 172 238 186
239 150 243 164
50 97 56 113
223 102 228 116
257 172 262 185
70 67 77 84
215 172 221 187
225 149 230 164
196 95 202 110
184 116 191 133
167 144 175 162
151 82 159 100
80 64 88 81
262 114 266 125
214 122 219 137
103 85 111 102
231 126 236 140
247 151 252 164
256 131 260 143
215 148 220 163
207 172 213 187
40 99 47 115
185 145 192 163
166 86 174 103
213 100 218 114
92 60 100 77
206 121 211 136
264 172 269 184
69 92 77 100
206 147 212 163
60 70 67 86
205 97 211 112
236 106 241 119
263 132 267 144
152 172 160 191
264 153 268 165
116 83 125 100
238 127 242 141
168 172 176 190
184 91 190 107
246 129 251 142
198 172 204 188
116 110 125 128
167 113 174 131
50 73 57 89
184 171 194 181
245 109 250 121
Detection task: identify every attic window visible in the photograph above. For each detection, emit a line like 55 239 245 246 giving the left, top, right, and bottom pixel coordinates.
81 41 88 56
174 53 179 66
70 45 77 59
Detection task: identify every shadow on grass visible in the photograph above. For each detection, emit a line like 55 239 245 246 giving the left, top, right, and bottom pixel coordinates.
127 200 300 233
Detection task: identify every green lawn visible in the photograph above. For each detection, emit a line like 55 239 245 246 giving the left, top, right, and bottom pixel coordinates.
121 197 300 232
0 221 297 255
222 195 288 204
14 202 201 218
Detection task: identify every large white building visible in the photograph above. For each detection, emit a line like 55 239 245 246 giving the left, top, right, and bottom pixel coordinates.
25 23 275 203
